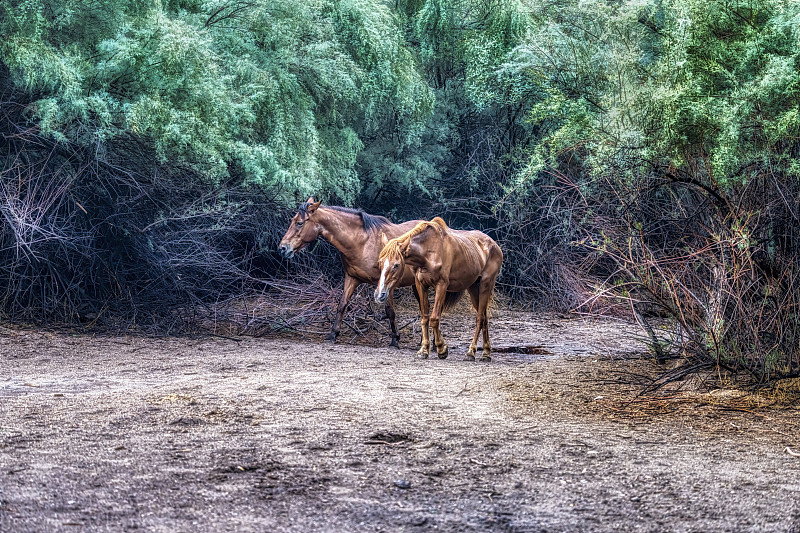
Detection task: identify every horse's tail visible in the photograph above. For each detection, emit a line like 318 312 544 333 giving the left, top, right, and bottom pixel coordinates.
443 290 464 312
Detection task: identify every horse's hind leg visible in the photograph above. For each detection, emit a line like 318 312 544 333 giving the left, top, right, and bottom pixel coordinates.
329 274 358 343
385 290 399 348
477 276 497 362
465 282 481 361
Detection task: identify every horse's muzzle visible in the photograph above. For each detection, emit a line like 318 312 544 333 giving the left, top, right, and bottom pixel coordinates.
278 244 295 258
374 290 389 304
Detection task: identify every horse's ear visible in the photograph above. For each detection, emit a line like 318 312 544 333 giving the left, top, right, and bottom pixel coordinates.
381 232 388 247
399 239 410 255
307 199 321 214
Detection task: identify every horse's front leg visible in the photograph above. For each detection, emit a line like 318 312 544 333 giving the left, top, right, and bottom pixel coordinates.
415 280 430 359
328 274 358 343
385 289 400 348
429 282 449 359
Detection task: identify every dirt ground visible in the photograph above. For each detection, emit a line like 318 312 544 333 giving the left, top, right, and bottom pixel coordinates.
2 308 800 532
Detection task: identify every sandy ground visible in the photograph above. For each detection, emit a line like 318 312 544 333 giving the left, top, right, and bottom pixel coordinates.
1 309 800 532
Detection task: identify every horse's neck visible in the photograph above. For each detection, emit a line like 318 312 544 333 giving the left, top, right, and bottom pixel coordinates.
406 229 443 268
316 208 371 259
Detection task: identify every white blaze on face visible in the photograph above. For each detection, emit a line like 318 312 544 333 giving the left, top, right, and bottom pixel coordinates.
378 259 391 293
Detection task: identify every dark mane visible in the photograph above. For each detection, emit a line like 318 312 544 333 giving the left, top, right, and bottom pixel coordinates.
297 202 390 233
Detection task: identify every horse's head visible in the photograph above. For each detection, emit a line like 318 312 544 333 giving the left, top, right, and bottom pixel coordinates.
278 197 323 258
374 232 408 304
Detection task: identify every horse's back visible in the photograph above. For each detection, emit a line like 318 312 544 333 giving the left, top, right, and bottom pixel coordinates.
389 219 426 238
454 229 501 266
345 218 423 285
443 229 501 289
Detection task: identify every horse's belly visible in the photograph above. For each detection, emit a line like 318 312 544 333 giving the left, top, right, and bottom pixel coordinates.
447 266 484 291
445 281 464 292
346 266 377 285
415 273 476 292
446 277 478 292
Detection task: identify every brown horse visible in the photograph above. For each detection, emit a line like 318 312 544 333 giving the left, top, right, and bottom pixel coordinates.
375 217 503 361
279 197 422 346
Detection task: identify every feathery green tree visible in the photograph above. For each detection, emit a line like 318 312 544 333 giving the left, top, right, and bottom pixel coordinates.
0 0 433 203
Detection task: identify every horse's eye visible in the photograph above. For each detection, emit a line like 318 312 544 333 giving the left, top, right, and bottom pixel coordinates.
296 221 304 227
392 264 399 271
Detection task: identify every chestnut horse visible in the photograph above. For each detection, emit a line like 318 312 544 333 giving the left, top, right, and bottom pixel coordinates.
374 217 503 361
279 197 422 346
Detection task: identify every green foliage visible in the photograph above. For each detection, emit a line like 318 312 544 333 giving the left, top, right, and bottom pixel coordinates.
386 0 536 205
506 0 800 189
0 0 433 203
4 0 800 209
644 0 800 186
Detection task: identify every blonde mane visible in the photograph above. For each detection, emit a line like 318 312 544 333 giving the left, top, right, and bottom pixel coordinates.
379 217 448 261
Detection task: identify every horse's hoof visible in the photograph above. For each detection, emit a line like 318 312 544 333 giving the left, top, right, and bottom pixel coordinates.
464 354 475 362
437 346 448 359
418 352 429 360
389 338 400 349
479 356 492 363
325 334 337 344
